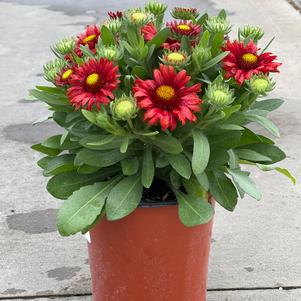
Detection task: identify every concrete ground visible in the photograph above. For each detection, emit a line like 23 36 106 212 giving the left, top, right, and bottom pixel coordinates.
0 0 300 300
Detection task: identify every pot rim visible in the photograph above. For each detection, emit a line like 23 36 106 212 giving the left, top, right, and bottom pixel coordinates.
139 199 177 208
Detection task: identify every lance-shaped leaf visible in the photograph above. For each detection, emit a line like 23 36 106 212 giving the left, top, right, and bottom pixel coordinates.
57 178 119 236
200 51 229 71
146 133 183 154
175 191 214 227
168 153 192 180
227 168 262 201
142 147 154 188
106 175 143 221
147 28 170 49
208 171 238 211
80 135 124 150
43 154 76 176
192 129 210 175
252 98 284 112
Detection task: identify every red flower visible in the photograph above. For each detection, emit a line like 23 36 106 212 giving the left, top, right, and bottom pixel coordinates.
67 58 120 110
141 23 157 41
222 39 281 85
167 20 201 37
133 65 202 131
56 68 74 87
75 25 101 57
108 11 123 19
163 39 181 51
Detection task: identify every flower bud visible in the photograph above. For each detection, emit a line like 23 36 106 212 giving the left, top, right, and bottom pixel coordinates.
192 46 211 70
161 50 189 67
52 37 75 56
247 74 275 95
104 19 122 34
205 83 234 107
171 7 199 20
239 25 264 42
126 9 150 25
112 95 138 120
97 45 122 61
205 16 231 34
145 1 167 16
43 58 68 83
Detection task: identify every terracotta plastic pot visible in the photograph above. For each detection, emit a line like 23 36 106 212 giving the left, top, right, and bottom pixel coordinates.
88 201 214 301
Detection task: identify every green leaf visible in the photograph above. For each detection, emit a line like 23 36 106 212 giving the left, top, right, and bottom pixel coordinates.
256 164 296 185
170 169 182 189
222 104 241 119
31 143 61 156
207 148 229 170
208 171 238 211
43 154 76 176
127 25 139 46
75 148 127 167
209 131 242 149
156 155 169 168
200 51 229 71
29 89 69 106
36 86 66 96
57 178 119 236
218 9 227 19
80 135 123 150
192 129 210 175
196 13 208 26
47 169 118 200
142 147 154 188
120 136 130 153
147 28 170 49
199 30 210 47
244 113 280 137
238 143 286 164
228 149 239 169
42 135 80 150
235 149 272 162
167 154 191 180
175 192 214 227
77 165 100 174
227 168 262 200
101 25 115 46
132 66 148 79
81 109 97 124
37 156 52 169
211 32 224 56
237 128 274 147
106 175 143 220
195 172 209 191
146 133 183 154
180 36 191 53
121 157 139 176
252 98 284 112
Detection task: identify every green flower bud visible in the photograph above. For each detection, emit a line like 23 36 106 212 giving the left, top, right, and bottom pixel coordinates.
205 83 234 108
160 50 189 67
239 25 264 42
145 0 167 16
125 9 151 26
52 37 75 56
97 45 123 61
111 95 138 120
192 46 211 70
205 16 231 34
247 74 275 95
104 19 122 34
43 58 68 83
171 7 199 20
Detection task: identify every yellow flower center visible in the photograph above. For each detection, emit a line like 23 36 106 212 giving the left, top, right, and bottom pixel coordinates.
83 34 97 44
242 53 258 64
131 12 147 22
62 69 73 80
177 24 191 31
156 85 175 101
167 52 185 63
86 73 100 86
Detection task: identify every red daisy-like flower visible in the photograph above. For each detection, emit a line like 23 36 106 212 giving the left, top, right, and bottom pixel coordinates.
141 23 157 41
56 67 74 87
222 39 282 85
67 58 120 110
108 11 123 19
167 20 201 37
133 65 202 131
75 25 101 57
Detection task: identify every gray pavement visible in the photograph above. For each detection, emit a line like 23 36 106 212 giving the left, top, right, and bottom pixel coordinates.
0 0 300 300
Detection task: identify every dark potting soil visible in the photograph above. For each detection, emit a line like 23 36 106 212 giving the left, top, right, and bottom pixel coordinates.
140 179 177 207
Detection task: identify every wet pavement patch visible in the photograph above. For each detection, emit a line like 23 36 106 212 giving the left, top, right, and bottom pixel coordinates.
6 209 58 234
3 122 62 144
244 267 254 272
46 266 81 281
1 288 27 295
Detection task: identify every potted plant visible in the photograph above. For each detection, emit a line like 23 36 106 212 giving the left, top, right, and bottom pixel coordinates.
31 2 295 300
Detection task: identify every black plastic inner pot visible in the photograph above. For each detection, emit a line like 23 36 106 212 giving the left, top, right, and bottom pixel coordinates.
139 179 178 208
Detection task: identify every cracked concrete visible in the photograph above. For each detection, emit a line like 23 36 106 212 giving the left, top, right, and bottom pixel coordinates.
0 0 300 300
